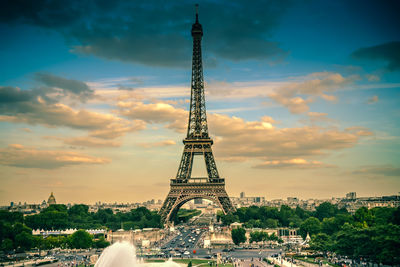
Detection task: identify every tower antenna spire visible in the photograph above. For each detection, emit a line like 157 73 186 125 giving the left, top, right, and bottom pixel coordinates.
195 4 199 22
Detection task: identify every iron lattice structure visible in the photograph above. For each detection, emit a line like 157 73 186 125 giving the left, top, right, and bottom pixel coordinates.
159 6 235 223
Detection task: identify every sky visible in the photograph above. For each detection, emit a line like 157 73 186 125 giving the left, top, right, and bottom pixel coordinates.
0 0 399 205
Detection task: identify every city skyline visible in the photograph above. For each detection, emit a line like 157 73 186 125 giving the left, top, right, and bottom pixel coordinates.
1 0 400 205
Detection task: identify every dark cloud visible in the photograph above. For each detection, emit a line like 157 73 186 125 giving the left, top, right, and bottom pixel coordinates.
1 72 94 106
351 42 400 71
34 73 94 101
117 77 144 91
0 86 33 103
35 73 90 94
0 0 291 67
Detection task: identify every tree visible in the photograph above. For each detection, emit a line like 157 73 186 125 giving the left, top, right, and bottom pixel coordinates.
354 207 374 226
299 217 321 239
1 238 13 251
265 218 278 228
15 231 34 251
250 231 267 243
315 202 337 221
231 228 246 245
267 232 279 242
279 205 295 227
0 211 23 224
309 233 331 254
321 217 337 235
392 207 400 225
219 213 239 226
69 229 92 249
94 236 110 248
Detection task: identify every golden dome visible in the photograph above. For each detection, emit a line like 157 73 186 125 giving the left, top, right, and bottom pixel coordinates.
47 192 56 205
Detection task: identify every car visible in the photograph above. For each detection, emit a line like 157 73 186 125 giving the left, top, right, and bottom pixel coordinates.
184 251 190 255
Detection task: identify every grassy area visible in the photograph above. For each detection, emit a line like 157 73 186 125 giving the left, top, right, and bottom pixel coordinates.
176 209 202 223
145 259 167 262
294 256 340 267
173 259 212 265
173 259 232 267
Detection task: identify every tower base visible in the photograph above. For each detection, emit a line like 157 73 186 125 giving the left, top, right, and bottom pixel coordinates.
159 181 235 223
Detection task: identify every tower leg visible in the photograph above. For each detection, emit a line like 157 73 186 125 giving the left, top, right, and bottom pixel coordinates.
159 185 235 223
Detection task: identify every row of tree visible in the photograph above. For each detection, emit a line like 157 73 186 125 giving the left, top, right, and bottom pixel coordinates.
0 223 109 252
13 204 163 231
231 228 283 246
218 202 352 228
220 203 400 265
1 205 161 252
174 209 202 224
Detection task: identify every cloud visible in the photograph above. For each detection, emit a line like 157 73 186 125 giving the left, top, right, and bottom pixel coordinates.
115 96 371 167
88 120 146 139
365 74 380 82
117 101 187 131
0 86 33 103
0 1 291 67
345 126 374 137
254 158 334 169
351 41 400 71
138 140 176 148
302 112 336 125
207 113 370 163
268 72 359 114
35 73 91 94
62 136 121 148
1 73 95 105
149 101 371 167
0 86 143 140
367 95 379 104
0 144 110 169
34 73 94 101
352 165 400 177
21 128 32 133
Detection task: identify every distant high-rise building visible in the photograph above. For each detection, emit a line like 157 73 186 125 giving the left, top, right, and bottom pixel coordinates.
240 192 246 198
194 198 203 204
346 192 356 200
47 192 56 205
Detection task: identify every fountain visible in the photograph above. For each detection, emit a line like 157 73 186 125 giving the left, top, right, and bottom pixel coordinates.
95 241 182 267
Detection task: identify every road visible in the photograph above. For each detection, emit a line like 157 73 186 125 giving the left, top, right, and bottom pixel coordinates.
159 225 281 260
161 226 206 257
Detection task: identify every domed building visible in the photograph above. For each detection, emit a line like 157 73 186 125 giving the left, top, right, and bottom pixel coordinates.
47 192 56 205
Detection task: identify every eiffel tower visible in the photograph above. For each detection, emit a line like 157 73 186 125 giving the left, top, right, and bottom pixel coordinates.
159 5 235 223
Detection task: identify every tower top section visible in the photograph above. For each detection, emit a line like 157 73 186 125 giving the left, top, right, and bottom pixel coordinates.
191 4 203 37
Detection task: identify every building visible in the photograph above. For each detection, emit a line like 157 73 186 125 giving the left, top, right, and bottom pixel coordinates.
346 192 357 200
47 192 56 205
240 192 246 198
